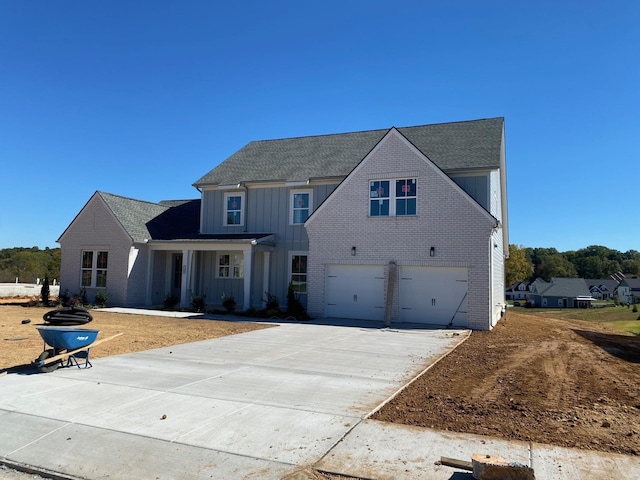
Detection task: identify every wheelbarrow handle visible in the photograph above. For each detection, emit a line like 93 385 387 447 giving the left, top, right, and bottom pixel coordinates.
35 332 124 366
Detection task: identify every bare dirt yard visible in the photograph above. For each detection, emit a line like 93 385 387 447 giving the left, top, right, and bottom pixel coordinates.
0 303 271 372
1 302 639 459
374 309 640 456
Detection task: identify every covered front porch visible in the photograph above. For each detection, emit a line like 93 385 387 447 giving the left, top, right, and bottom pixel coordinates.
144 234 275 311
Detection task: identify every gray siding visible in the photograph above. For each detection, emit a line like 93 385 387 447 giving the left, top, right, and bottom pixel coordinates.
451 175 489 210
198 183 338 306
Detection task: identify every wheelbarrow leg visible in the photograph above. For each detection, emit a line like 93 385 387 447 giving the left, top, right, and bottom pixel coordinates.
67 349 92 369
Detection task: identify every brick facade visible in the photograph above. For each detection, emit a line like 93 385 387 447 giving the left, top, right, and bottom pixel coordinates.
306 130 499 330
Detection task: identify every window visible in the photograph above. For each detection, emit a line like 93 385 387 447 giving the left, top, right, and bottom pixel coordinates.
81 250 108 287
291 190 312 224
224 192 244 226
370 179 416 217
217 253 244 278
290 254 307 293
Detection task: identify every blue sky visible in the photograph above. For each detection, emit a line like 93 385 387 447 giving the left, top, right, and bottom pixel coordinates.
1 1 638 253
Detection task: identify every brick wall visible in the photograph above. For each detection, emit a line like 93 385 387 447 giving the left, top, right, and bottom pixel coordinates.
306 130 498 330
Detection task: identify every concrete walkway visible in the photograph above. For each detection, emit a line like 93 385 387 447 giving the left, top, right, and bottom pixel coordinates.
1 319 638 479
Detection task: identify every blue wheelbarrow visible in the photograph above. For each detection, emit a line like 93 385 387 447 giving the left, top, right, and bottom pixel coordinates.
33 326 122 373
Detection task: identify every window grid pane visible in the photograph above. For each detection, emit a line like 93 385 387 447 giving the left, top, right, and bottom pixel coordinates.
292 193 310 224
81 270 92 287
291 255 307 293
226 195 242 225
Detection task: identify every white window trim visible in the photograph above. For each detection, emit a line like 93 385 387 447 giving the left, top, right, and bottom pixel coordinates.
290 189 313 225
216 252 244 279
223 191 245 227
369 178 417 217
289 251 308 295
81 250 108 288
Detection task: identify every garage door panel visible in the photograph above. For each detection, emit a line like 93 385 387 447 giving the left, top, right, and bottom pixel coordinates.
399 267 468 326
325 265 385 321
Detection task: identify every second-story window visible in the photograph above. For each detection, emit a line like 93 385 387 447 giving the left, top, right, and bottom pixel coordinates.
370 179 417 217
291 189 312 224
224 192 244 226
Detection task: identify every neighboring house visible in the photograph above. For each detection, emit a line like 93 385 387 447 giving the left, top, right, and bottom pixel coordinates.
58 117 508 330
528 277 595 308
506 280 530 300
617 278 640 304
585 278 620 300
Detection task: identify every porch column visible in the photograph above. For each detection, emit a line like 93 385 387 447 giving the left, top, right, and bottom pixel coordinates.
145 249 154 306
180 249 194 309
262 251 271 307
243 246 253 310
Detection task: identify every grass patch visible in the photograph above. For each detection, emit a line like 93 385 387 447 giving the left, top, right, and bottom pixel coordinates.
519 305 640 335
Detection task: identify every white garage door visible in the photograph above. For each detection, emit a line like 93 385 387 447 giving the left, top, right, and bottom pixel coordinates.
325 265 385 321
399 266 468 326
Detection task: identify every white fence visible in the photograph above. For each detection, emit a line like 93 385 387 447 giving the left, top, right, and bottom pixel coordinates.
0 283 60 298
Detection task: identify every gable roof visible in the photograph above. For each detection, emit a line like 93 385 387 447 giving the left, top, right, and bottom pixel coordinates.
585 278 620 292
193 117 504 187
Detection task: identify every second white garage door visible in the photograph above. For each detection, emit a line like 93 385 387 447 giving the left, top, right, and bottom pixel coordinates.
325 265 385 321
399 266 468 326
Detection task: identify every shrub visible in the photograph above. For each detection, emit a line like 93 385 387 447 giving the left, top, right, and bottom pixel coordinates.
163 293 179 310
633 305 638 313
221 293 236 313
191 293 207 313
94 289 108 307
266 308 281 317
79 288 88 306
58 289 71 307
40 275 50 306
286 282 305 316
244 307 256 317
264 292 279 311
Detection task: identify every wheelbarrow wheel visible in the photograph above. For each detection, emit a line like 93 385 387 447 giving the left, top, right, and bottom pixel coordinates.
37 349 62 373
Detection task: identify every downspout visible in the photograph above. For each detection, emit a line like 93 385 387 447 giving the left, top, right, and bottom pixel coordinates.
240 183 248 233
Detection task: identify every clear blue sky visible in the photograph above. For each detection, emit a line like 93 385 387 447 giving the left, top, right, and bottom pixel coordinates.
1 1 638 253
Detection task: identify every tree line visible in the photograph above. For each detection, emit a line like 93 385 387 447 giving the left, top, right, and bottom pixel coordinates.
506 245 640 286
0 247 61 284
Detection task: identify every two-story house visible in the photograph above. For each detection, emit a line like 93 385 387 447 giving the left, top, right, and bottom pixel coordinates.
58 117 508 330
617 278 640 304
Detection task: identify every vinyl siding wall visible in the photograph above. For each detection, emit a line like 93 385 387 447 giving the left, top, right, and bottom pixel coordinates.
198 183 338 306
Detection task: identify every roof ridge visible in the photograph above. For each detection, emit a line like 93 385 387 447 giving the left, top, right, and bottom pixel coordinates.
98 191 166 208
247 117 504 143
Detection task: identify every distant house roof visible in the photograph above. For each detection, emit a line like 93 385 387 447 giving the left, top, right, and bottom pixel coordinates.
585 278 620 293
193 117 504 187
620 278 640 290
533 278 591 298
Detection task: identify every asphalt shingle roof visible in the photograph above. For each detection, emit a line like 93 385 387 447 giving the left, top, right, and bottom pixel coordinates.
193 117 504 187
99 192 170 242
535 278 591 297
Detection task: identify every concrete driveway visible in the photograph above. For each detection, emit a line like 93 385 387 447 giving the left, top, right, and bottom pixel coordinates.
4 318 638 480
0 321 468 479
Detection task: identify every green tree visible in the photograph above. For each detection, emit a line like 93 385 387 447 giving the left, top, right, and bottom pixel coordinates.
505 244 533 286
536 253 577 281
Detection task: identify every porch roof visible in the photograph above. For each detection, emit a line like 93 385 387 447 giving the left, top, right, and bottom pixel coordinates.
148 233 275 245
